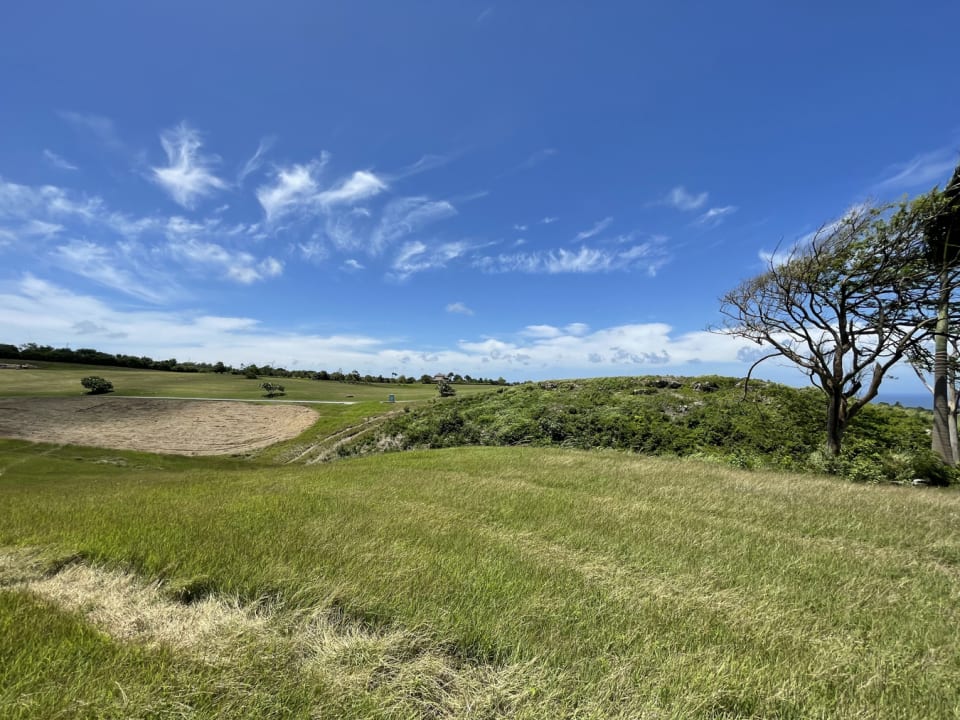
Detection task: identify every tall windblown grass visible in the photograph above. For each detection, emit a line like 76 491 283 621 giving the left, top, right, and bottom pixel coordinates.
2 440 959 717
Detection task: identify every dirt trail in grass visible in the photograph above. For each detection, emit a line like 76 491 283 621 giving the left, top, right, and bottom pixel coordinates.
288 409 404 464
0 397 318 456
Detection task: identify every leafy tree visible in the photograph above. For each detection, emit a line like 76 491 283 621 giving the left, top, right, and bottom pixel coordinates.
81 376 114 394
212 361 228 374
259 381 285 397
718 202 940 457
437 379 456 397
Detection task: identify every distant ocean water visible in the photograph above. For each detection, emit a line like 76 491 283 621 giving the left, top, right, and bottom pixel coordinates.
872 392 930 409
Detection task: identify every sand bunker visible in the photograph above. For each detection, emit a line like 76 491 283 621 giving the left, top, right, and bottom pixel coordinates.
0 396 317 455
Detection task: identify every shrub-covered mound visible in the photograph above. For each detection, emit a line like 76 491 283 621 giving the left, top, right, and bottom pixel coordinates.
340 375 941 482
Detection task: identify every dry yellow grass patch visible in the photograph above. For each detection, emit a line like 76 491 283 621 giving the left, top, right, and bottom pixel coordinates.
0 396 318 455
0 550 536 718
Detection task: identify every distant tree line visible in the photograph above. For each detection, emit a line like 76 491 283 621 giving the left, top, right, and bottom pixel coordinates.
0 342 510 386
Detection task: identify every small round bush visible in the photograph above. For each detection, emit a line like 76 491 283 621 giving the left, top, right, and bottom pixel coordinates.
81 376 114 395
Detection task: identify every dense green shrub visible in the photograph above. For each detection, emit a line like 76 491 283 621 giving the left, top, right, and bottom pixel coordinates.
259 382 285 398
80 376 113 394
908 449 959 486
338 375 942 483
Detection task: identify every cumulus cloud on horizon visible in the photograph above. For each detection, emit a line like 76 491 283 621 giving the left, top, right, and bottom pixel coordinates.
0 275 755 380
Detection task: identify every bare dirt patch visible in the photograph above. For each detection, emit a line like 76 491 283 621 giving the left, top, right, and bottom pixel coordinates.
0 396 318 455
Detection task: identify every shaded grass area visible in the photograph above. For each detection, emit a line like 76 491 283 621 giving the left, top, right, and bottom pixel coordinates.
2 439 959 717
0 360 493 403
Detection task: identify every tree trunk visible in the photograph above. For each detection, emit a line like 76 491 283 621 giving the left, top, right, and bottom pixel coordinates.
825 390 845 457
949 361 959 464
932 270 955 464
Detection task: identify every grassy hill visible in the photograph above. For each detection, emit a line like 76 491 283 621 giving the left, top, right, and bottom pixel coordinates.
1 368 957 717
338 374 940 483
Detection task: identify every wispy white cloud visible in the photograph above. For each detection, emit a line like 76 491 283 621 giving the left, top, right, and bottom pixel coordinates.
323 207 369 250
342 258 365 271
372 196 457 253
476 6 494 23
476 239 669 275
540 216 559 225
256 157 386 222
574 216 613 241
392 240 470 279
477 247 609 274
152 123 228 209
389 153 456 181
0 176 105 223
697 205 738 225
168 238 283 284
258 256 284 279
59 111 125 151
237 136 276 184
22 220 64 238
501 147 558 176
547 247 612 273
666 186 708 211
53 240 170 302
257 159 325 221
2 172 281 292
298 240 328 263
522 324 563 338
43 149 78 171
317 170 387 207
446 301 474 315
875 147 959 191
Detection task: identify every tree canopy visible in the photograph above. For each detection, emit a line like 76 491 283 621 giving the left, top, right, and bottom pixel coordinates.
718 200 944 456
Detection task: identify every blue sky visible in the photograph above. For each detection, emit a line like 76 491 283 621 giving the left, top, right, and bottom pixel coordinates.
1 2 958 387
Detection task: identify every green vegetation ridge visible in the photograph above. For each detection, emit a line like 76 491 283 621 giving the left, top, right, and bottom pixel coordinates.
338 375 944 483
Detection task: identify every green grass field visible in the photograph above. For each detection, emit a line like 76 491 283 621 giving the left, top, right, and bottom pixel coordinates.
1 363 958 717
2 437 959 718
0 359 493 403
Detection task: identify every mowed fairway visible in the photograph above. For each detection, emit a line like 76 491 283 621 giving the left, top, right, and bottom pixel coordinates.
0 360 495 402
2 440 959 718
